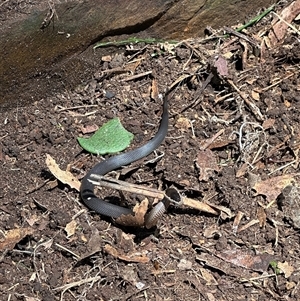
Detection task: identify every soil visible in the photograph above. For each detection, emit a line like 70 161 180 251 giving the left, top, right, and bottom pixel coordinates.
1 2 300 301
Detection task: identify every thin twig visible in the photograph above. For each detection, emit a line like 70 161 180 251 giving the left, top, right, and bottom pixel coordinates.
0 0 9 7
224 25 260 46
89 175 218 214
261 72 294 92
89 175 165 200
57 104 98 112
121 70 152 82
179 72 214 114
227 79 263 121
55 243 80 259
200 129 225 150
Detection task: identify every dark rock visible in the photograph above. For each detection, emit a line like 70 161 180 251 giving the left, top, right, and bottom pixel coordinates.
0 0 275 108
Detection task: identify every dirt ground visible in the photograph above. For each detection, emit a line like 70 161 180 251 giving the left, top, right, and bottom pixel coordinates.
1 1 300 301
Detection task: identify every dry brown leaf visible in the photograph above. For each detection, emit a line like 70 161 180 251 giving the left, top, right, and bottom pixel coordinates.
246 78 257 85
218 249 273 272
175 117 191 131
81 234 88 243
125 60 141 73
196 149 220 181
65 220 77 238
104 244 149 263
236 162 248 178
0 227 34 251
76 229 102 263
203 224 221 238
199 267 218 285
101 55 112 62
46 154 80 191
251 90 260 101
286 281 296 290
252 174 295 202
207 137 234 149
177 258 193 271
284 98 291 108
117 232 135 253
278 261 294 278
115 198 148 227
268 0 300 45
262 118 275 130
81 124 98 134
25 214 40 227
222 51 234 60
214 55 228 77
119 265 138 286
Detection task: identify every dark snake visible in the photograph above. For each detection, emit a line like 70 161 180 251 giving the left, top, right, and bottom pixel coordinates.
80 93 169 228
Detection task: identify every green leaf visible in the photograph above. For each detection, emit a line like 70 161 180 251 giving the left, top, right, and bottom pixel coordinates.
78 118 134 155
269 260 281 275
93 37 178 49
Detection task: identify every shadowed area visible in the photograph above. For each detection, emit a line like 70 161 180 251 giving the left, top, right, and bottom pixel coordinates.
0 0 275 108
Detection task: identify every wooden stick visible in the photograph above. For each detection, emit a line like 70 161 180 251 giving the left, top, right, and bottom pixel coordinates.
89 174 219 215
89 174 165 200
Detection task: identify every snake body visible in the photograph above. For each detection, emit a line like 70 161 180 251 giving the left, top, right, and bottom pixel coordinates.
80 94 169 227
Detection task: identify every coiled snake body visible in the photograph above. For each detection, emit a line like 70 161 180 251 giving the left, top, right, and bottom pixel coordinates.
80 94 169 227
